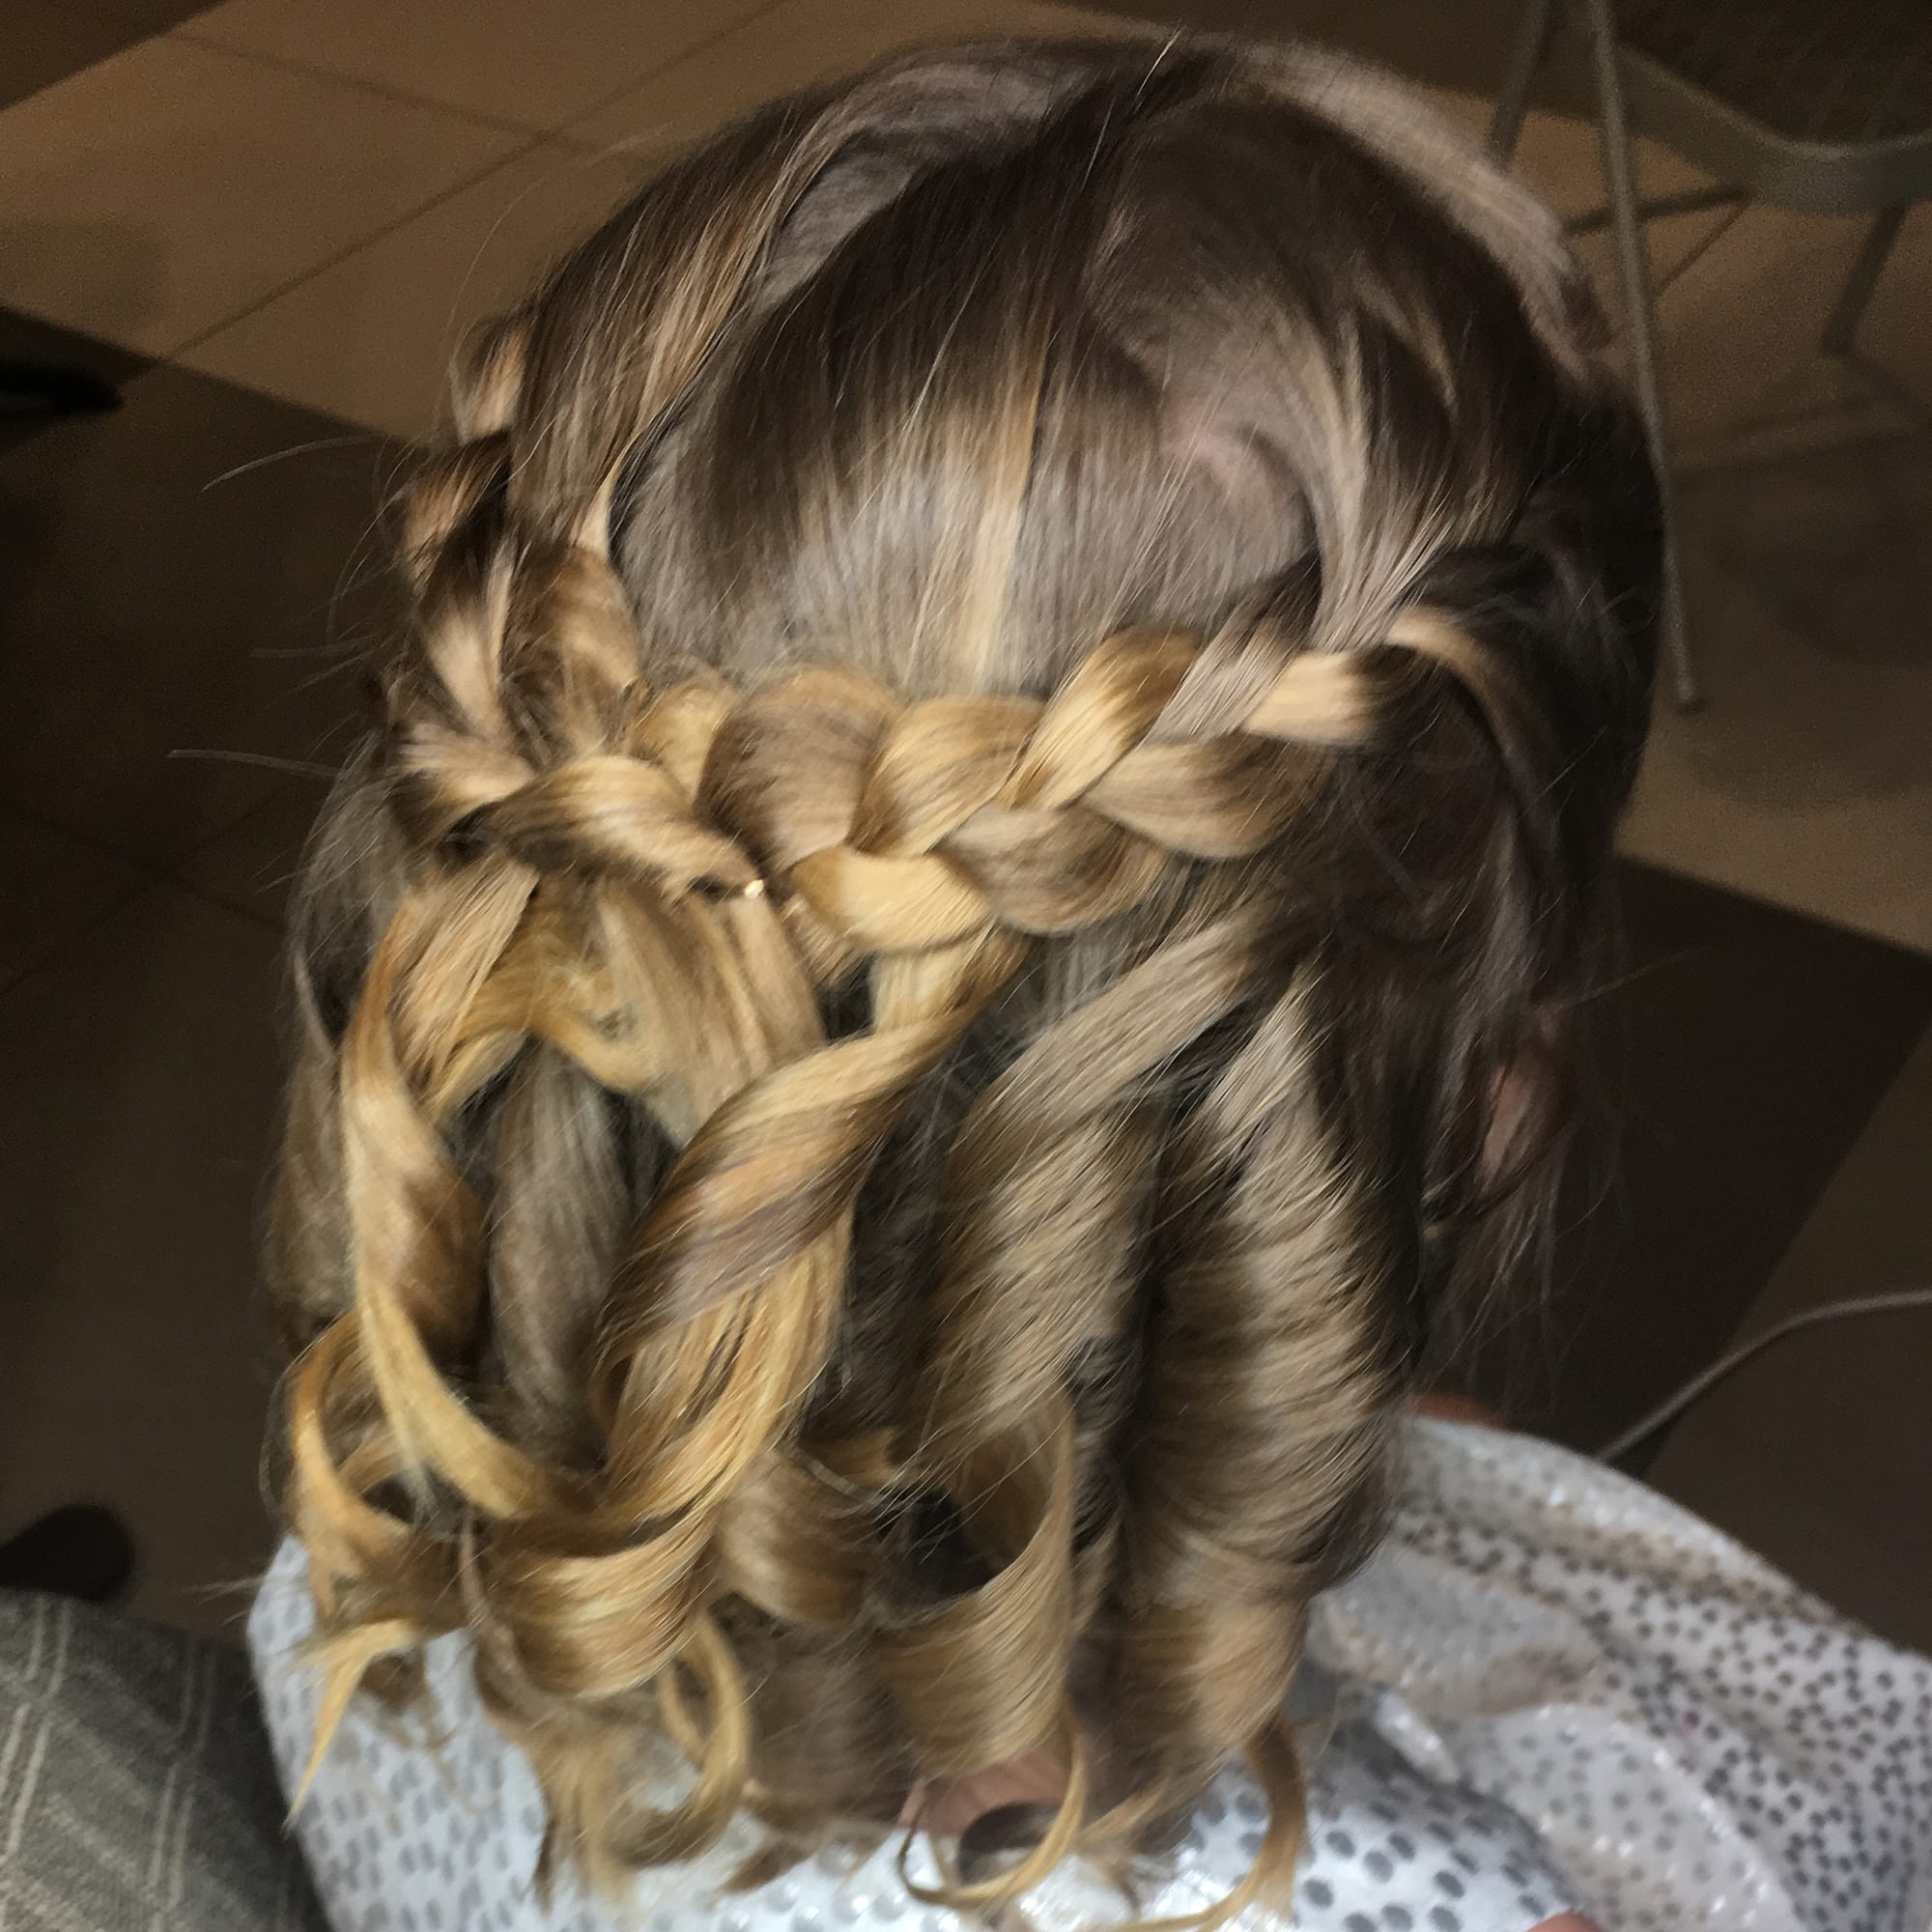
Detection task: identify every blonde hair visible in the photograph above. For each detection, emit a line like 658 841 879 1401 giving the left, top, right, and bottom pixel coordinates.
270 35 1658 1927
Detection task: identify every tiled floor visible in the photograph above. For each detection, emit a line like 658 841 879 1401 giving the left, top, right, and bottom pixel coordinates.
0 0 1927 1645
1626 456 1932 957
8 0 217 113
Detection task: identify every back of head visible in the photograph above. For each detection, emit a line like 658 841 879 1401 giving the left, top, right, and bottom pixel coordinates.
271 34 1659 1926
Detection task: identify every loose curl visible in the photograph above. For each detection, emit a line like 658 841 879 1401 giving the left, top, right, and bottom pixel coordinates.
268 34 1658 1930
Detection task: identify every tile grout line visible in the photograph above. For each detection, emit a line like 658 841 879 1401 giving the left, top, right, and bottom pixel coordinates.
161 27 546 140
160 0 796 366
25 0 1067 380
162 133 556 363
548 0 795 141
0 871 155 1005
0 788 288 975
167 0 792 156
164 779 322 932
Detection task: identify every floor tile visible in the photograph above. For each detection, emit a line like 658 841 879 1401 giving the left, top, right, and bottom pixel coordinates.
184 142 658 441
0 808 152 995
1120 43 1931 479
0 34 518 356
1413 88 1926 470
1425 84 1734 347
0 881 287 1636
1647 1021 1932 1656
1095 0 1588 108
1293 0 1536 101
1461 862 1932 1462
182 0 780 132
1686 431 1932 676
1622 440 1932 956
1856 204 1932 401
1101 0 1932 469
0 357 394 888
1425 83 1710 223
173 766 337 928
565 0 1131 156
1655 204 1932 468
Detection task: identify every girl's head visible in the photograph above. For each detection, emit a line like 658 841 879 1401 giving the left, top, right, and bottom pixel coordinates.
272 34 1657 1925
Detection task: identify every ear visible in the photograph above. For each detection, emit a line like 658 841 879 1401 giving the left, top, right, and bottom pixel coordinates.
1481 1001 1565 1186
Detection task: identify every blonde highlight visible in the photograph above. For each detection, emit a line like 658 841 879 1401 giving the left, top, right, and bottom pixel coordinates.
269 33 1659 1930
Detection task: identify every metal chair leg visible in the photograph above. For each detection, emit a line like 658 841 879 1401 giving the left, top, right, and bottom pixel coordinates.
1492 0 1554 158
1581 0 1699 709
1821 204 1907 357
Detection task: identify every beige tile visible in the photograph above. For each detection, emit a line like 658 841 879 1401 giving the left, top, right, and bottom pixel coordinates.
1430 88 1746 378
185 0 1146 438
1517 147 1932 467
1620 483 1932 958
1653 203 1924 466
1435 85 1932 467
1425 90 1893 467
182 0 780 131
0 882 287 1636
1276 0 1532 100
1859 204 1932 401
566 0 1133 156
1648 1021 1932 1656
1355 85 1907 474
1673 372 1910 474
184 142 656 440
1095 0 1334 31
0 810 152 994
0 34 518 356
1427 84 1712 222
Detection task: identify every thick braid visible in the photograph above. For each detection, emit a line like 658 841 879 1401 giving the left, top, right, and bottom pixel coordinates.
257 37 1661 1932
282 88 1537 1879
290 555 1492 1820
428 627 1362 1701
293 90 888 1680
285 373 534 1631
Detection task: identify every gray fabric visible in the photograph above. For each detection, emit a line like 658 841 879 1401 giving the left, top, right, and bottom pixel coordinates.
0 1590 328 1932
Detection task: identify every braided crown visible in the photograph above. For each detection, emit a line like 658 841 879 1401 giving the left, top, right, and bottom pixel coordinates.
390 465 1501 990
286 309 1535 1918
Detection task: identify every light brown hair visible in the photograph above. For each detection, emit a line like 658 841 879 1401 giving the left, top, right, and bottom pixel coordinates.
269 34 1659 1927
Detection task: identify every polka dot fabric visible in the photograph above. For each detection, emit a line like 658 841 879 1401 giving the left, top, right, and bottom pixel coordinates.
251 1419 1932 1929
251 1557 1566 1928
1311 1420 1932 1930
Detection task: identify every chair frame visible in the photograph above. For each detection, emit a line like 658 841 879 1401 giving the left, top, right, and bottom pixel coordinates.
1491 0 1932 707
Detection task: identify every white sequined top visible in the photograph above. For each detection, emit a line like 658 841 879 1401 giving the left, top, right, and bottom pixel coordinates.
250 1421 1932 1930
